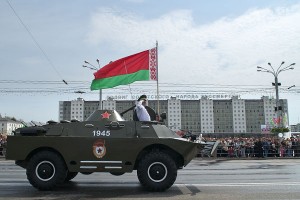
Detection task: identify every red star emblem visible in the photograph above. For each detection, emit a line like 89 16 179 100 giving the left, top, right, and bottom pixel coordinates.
97 147 103 153
101 111 111 119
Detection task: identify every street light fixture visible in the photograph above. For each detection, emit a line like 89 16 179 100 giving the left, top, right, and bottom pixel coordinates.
288 85 296 90
82 65 97 71
74 91 86 94
257 61 296 128
82 60 102 110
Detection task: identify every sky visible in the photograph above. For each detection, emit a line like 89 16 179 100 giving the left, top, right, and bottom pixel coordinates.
1 0 300 124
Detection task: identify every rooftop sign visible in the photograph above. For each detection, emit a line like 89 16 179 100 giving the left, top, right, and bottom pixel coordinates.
106 94 240 100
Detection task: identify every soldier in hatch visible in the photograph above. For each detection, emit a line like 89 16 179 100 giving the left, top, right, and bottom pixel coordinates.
135 95 151 121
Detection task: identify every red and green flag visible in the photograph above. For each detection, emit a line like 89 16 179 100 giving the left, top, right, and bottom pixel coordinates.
91 47 157 90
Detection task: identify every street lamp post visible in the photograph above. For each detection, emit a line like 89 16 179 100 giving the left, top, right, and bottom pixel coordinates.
257 61 295 127
83 60 102 110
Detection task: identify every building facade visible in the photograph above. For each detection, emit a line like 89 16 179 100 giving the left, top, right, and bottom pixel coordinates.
291 124 300 132
59 96 288 134
200 96 214 133
0 118 24 135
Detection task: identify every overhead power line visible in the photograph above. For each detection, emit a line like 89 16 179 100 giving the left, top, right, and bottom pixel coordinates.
0 80 89 84
0 79 299 95
5 0 68 85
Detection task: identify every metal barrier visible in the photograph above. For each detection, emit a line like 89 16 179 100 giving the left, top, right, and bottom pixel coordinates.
199 141 220 157
196 140 300 158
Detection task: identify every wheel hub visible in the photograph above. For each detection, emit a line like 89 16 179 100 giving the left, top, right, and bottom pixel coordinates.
35 161 55 181
148 162 167 183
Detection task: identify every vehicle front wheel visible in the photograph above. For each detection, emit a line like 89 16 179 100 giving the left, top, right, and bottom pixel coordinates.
26 151 67 190
137 151 177 192
65 171 78 182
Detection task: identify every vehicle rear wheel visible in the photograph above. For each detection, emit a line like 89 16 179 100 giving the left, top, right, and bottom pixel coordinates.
26 151 67 190
137 151 177 192
65 171 78 182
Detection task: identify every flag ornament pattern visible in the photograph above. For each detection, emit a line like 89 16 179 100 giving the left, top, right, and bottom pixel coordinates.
91 47 157 90
149 47 157 81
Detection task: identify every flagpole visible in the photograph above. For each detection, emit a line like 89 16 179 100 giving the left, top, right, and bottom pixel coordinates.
156 41 160 117
99 89 102 109
96 59 103 110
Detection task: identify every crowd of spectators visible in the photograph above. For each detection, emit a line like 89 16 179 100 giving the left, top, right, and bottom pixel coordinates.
0 135 7 156
202 136 300 158
0 135 6 145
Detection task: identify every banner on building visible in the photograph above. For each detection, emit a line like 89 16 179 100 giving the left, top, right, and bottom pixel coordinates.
261 125 271 134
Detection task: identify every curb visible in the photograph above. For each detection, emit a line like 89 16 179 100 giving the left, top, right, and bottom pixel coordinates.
195 157 300 161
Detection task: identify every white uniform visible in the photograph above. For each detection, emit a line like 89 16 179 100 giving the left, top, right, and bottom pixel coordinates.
135 100 151 121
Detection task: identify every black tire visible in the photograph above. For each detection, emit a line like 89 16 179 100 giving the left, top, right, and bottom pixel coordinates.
26 151 67 190
80 172 93 175
110 172 125 176
65 171 78 182
137 151 177 192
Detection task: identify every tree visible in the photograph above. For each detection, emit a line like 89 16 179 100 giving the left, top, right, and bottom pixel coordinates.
271 127 289 134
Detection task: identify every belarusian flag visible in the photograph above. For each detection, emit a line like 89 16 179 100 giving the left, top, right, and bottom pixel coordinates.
91 47 157 90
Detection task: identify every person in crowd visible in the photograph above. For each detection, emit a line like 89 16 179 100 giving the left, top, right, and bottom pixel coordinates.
245 139 252 157
280 139 286 157
262 138 270 158
240 138 246 158
233 138 240 157
220 139 228 157
228 140 234 157
269 139 277 157
292 137 299 157
286 138 293 157
254 138 263 157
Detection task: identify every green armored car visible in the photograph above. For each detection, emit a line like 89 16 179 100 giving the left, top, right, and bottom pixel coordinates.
6 109 203 191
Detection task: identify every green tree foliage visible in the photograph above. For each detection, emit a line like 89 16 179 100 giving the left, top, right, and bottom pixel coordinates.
271 127 289 134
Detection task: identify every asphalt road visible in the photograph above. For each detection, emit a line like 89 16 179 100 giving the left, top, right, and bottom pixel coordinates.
1 158 300 200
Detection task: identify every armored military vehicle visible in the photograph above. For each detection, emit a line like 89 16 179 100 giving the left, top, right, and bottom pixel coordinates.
6 109 203 192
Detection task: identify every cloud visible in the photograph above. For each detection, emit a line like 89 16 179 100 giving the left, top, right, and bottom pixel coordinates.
86 4 300 87
122 0 145 3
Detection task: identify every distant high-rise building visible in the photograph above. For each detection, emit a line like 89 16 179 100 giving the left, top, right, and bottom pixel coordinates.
59 96 288 134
